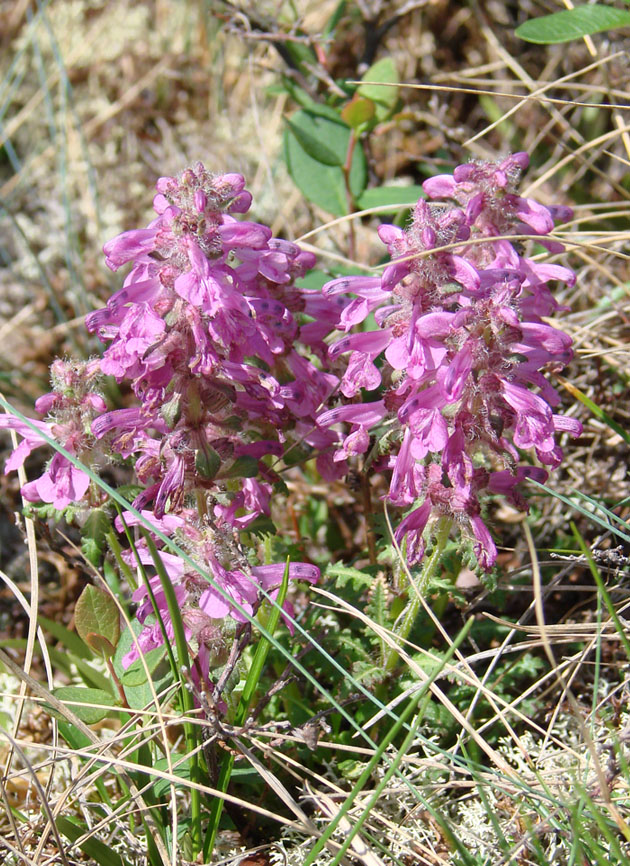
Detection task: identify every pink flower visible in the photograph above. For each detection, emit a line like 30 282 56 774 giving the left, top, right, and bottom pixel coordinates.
318 153 579 569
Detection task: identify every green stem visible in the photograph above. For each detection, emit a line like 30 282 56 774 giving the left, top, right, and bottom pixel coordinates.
141 533 202 856
304 616 473 866
106 529 136 590
385 517 452 672
203 560 291 859
342 131 357 260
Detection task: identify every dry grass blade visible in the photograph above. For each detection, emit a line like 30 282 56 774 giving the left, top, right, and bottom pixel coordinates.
525 522 630 843
0 728 70 866
0 646 172 864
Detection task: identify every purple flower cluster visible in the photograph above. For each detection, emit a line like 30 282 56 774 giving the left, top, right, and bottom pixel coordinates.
87 163 341 522
0 165 335 682
0 359 105 510
89 164 345 666
318 153 581 569
0 153 582 686
116 508 318 684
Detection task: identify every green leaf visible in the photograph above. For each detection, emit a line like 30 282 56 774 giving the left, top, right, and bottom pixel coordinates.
49 687 121 725
74 584 120 658
219 454 259 479
365 574 389 630
558 375 630 445
341 96 375 130
85 634 117 656
281 40 318 76
56 815 126 866
194 443 221 479
284 110 367 215
326 563 372 590
357 57 399 119
64 652 114 693
121 646 168 687
323 0 347 37
280 77 343 122
81 508 111 566
356 185 425 212
286 115 343 166
151 756 193 798
516 5 630 43
113 620 175 710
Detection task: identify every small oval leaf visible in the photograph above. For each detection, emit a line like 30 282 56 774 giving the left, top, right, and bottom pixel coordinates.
50 687 121 725
74 584 120 656
286 116 343 166
516 5 630 43
83 633 116 658
341 96 375 130
357 57 399 116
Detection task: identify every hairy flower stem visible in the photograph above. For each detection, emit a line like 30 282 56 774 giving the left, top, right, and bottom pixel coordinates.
361 468 377 566
142 532 202 855
343 131 357 260
385 517 453 672
204 562 291 858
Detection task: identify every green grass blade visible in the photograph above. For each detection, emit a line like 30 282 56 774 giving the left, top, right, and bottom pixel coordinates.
204 559 291 857
304 616 474 866
571 523 630 660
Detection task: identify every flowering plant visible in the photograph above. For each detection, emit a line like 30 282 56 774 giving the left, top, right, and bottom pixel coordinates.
318 152 581 571
0 155 580 681
0 164 338 691
0 151 581 859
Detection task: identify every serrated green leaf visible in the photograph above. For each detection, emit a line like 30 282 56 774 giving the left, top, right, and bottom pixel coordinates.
49 687 121 725
121 646 168 687
56 815 126 866
357 57 399 115
81 508 111 566
328 630 371 661
74 584 120 657
286 116 343 166
326 563 372 590
284 110 367 215
356 184 425 212
365 575 388 629
516 5 630 43
352 661 386 687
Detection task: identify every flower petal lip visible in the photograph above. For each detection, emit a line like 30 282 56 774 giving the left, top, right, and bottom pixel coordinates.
318 401 387 428
103 229 157 270
328 329 391 359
